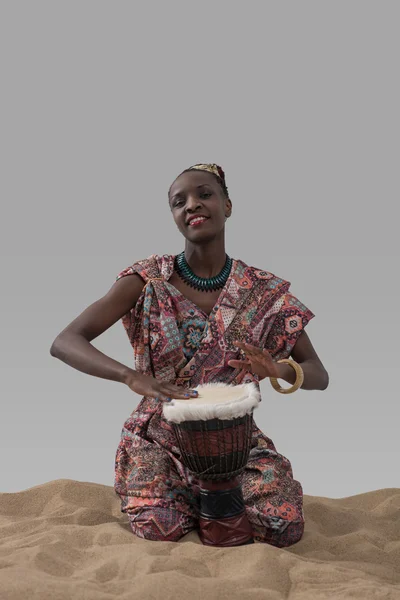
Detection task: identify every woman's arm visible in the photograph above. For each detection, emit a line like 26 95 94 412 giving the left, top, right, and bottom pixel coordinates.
278 330 329 390
50 273 145 384
230 330 329 392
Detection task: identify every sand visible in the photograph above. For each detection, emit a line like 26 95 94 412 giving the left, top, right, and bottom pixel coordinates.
0 479 399 599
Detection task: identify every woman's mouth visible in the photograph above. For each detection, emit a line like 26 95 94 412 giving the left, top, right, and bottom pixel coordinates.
188 216 210 227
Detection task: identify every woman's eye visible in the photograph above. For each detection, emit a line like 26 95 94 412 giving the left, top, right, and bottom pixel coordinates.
173 192 210 207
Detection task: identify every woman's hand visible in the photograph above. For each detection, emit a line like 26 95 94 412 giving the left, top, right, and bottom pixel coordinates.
124 372 198 402
228 341 281 381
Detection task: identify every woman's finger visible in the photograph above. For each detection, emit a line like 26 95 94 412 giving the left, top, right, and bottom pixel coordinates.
156 391 184 402
238 366 249 380
164 383 198 395
241 344 272 361
235 341 257 350
250 351 271 365
160 386 197 399
157 393 171 402
248 343 268 356
235 342 260 356
228 359 251 369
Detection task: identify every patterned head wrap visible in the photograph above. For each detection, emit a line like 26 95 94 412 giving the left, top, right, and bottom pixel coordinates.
186 163 226 186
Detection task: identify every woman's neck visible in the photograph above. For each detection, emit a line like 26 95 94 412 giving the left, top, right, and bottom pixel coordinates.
183 241 227 279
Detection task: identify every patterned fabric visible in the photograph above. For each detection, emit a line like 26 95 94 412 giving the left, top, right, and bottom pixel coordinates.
114 254 315 547
185 163 226 184
177 315 207 361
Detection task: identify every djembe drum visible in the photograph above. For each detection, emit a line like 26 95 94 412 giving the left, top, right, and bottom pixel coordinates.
163 382 261 547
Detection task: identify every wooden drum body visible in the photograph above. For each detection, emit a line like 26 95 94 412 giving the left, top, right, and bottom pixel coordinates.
163 382 261 547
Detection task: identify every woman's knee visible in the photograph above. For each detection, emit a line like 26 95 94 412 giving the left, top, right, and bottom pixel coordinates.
260 518 304 548
250 511 305 548
128 506 197 542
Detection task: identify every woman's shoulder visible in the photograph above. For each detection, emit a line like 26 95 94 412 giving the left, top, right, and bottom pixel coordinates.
236 256 290 286
237 258 315 318
115 253 174 282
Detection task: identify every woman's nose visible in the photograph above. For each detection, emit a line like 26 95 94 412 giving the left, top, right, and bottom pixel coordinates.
185 194 201 209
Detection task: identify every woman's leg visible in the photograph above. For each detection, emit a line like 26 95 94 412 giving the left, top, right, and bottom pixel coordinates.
240 445 305 548
115 422 200 543
128 505 198 542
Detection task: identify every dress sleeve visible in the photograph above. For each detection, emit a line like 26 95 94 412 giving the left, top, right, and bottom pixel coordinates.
264 291 315 361
115 260 149 283
114 257 153 341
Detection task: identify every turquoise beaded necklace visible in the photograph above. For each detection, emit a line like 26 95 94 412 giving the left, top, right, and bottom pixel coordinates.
174 251 233 292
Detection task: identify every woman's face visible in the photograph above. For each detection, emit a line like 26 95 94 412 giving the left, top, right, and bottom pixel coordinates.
168 170 232 241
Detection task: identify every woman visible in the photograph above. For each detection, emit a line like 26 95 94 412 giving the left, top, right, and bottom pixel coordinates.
50 163 329 548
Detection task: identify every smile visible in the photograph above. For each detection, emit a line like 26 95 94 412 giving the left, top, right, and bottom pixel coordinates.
188 217 210 227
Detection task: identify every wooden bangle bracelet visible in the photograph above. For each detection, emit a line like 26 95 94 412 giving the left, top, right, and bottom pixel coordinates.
269 359 304 394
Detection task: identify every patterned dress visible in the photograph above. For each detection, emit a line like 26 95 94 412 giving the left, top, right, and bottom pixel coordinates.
114 254 315 547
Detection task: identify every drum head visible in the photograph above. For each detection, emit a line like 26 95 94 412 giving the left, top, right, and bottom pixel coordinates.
163 381 261 423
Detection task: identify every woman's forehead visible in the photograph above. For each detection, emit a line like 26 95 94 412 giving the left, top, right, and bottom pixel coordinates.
169 170 216 196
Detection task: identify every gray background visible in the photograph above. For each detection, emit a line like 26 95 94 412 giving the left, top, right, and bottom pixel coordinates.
1 1 398 497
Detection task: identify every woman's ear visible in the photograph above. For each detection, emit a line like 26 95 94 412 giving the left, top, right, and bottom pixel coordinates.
225 198 232 219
